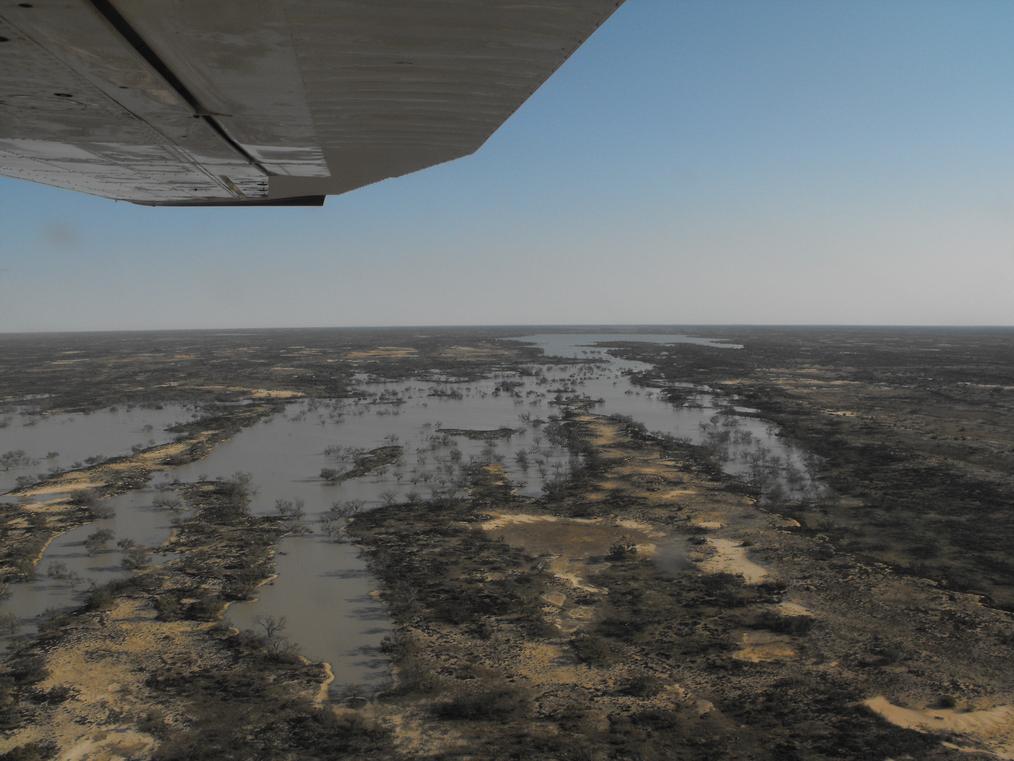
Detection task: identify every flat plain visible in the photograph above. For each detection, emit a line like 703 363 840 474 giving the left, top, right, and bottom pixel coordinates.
0 326 1011 761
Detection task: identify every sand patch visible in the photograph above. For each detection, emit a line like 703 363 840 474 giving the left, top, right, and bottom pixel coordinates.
864 696 1014 759
314 662 335 707
60 727 157 761
699 538 768 584
20 497 71 513
345 347 417 360
516 642 588 686
548 560 604 593
732 631 796 662
543 591 567 607
480 512 660 591
578 416 621 447
777 601 813 617
647 488 699 504
185 384 303 399
0 599 204 759
594 479 628 493
104 439 201 472
20 477 103 497
596 447 630 461
615 463 678 478
481 513 660 556
249 389 303 399
690 517 725 530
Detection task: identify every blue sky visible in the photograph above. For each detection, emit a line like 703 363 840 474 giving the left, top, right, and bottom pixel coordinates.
2 0 1014 331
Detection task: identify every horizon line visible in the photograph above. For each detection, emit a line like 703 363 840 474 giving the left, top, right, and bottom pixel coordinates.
2 321 1013 337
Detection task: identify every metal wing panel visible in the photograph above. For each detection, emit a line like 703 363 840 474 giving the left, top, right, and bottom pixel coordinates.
110 0 329 178
0 0 623 205
0 2 268 202
280 0 622 195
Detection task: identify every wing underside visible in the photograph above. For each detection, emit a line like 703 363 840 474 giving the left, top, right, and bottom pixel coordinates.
0 0 621 206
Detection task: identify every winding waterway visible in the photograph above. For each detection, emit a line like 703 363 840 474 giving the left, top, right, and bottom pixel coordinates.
1 333 823 698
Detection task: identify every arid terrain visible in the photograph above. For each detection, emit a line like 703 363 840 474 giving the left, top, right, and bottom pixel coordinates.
0 326 1012 761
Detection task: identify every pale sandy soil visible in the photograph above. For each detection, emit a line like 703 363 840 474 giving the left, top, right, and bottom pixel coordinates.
732 630 796 662
865 696 1014 759
345 347 417 360
163 384 303 399
699 537 769 584
479 511 660 592
0 599 203 761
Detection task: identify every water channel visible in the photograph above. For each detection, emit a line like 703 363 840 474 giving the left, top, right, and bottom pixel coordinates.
1 334 823 697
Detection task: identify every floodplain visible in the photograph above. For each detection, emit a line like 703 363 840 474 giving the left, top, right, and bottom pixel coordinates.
0 326 1011 760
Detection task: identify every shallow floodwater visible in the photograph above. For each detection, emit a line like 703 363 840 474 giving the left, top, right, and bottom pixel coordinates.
168 380 580 695
1 333 823 699
1 487 186 643
512 334 824 501
0 404 198 494
194 334 820 696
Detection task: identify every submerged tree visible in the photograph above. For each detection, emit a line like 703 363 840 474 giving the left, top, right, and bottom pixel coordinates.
253 615 297 660
275 497 310 535
84 528 115 556
321 500 362 542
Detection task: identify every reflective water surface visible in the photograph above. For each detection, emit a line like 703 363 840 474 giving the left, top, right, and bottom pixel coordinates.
0 404 198 494
1 334 822 698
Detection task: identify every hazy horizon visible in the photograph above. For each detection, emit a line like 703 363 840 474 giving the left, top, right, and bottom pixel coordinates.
3 0 1014 331
2 322 1013 337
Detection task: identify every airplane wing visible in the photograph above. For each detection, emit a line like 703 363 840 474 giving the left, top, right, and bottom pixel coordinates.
0 1 622 206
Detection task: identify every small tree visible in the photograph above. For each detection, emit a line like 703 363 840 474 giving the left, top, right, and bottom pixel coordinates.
321 500 362 542
254 615 296 660
117 538 149 570
152 494 183 511
84 528 115 556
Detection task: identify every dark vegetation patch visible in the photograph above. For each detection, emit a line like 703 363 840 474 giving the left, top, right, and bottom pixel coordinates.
1 327 1005 760
437 427 522 440
349 408 961 760
320 445 403 483
350 495 551 636
611 328 1014 609
147 625 393 761
0 403 272 584
0 470 396 760
0 327 551 414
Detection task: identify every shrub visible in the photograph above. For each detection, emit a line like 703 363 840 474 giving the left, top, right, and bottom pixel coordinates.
607 541 638 561
84 528 114 555
570 632 614 666
433 685 529 721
